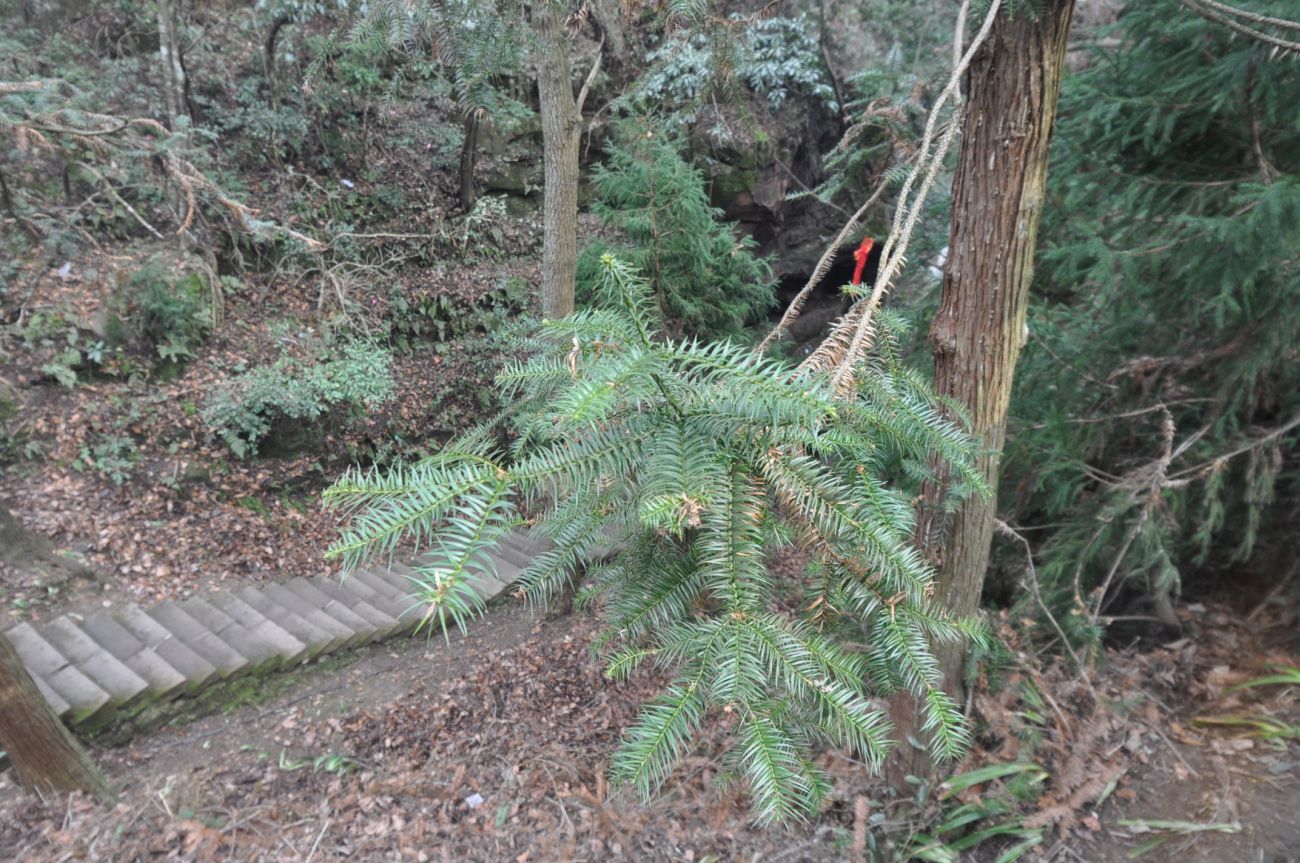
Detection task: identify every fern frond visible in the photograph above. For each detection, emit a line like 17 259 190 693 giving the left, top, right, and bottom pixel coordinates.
698 466 769 610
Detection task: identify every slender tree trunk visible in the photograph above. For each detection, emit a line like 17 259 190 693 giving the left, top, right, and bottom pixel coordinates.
535 1 581 320
157 0 188 130
263 13 292 103
887 0 1076 786
0 632 115 803
459 111 481 213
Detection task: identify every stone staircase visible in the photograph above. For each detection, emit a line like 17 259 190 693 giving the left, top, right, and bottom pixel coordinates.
3 530 550 727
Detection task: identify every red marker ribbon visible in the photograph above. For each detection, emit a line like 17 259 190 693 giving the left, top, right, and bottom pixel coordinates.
851 237 875 286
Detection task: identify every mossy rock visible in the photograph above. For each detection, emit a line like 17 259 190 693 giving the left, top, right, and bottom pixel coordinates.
257 415 329 459
706 163 761 209
483 158 541 196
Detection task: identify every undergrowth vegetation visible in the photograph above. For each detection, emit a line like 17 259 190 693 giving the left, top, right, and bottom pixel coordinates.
1006 0 1300 643
204 340 393 458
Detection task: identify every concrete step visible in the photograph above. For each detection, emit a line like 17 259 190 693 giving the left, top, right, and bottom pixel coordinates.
400 556 511 602
38 617 150 710
472 569 510 600
77 612 188 701
281 579 376 645
329 573 417 633
351 566 406 601
178 598 285 673
371 561 420 599
309 577 402 640
488 554 527 588
5 623 112 724
30 672 71 718
254 585 358 652
109 607 219 692
491 541 532 570
6 536 535 733
206 592 314 666
227 588 335 660
145 603 249 679
496 530 538 556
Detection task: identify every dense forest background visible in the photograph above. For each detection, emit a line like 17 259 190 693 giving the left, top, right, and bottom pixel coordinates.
1 0 1297 860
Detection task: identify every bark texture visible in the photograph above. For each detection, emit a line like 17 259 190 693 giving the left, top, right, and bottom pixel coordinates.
889 0 1076 785
156 0 189 130
0 632 115 803
459 111 481 213
535 1 581 320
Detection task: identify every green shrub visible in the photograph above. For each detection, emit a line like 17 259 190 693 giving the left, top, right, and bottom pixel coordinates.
203 341 393 458
577 123 775 339
389 275 528 348
634 14 837 127
108 255 212 363
72 433 139 486
326 255 983 823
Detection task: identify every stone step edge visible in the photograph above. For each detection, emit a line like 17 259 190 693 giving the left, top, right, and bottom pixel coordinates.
4 531 539 726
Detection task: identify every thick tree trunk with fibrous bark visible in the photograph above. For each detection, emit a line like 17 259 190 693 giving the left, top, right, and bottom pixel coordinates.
887 0 1076 787
535 1 584 320
0 632 115 803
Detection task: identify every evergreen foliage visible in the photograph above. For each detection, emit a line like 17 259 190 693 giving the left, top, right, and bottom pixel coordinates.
205 340 393 458
325 254 984 821
576 124 775 339
338 0 523 118
632 13 838 133
1007 0 1300 638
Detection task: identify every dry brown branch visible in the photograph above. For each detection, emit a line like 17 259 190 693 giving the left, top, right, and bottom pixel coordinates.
3 81 324 253
756 181 890 354
996 519 1096 702
0 80 50 95
1181 0 1300 55
73 161 165 239
1185 0 1300 30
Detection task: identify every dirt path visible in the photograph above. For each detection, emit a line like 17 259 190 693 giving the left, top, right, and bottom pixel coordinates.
2 600 1297 862
1077 726 1300 862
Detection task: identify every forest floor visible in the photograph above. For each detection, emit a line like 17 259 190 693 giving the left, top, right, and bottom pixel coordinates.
2 11 1296 858
0 583 1295 862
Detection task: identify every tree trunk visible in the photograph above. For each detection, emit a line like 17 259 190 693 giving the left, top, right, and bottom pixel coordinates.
0 632 115 803
156 0 188 130
535 1 581 320
887 0 1076 786
459 110 481 214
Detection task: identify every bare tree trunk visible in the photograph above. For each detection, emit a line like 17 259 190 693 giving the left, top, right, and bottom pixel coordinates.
157 0 188 130
263 12 293 101
535 1 581 320
0 632 115 803
887 0 1076 787
459 111 481 213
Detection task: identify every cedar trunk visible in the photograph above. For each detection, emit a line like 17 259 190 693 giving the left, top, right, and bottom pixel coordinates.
0 632 115 803
535 1 580 320
888 0 1076 785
